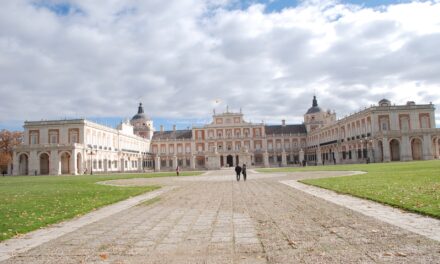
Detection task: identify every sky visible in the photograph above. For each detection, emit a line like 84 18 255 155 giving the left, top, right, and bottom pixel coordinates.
1 0 440 131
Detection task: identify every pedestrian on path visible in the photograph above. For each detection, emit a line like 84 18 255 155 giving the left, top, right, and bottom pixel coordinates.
176 165 180 176
235 164 242 181
242 164 247 181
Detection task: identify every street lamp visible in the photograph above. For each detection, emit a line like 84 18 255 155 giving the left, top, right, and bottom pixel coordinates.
89 148 95 175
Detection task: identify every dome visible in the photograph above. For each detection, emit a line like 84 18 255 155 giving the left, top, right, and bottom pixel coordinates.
306 96 323 114
378 98 391 106
131 103 150 121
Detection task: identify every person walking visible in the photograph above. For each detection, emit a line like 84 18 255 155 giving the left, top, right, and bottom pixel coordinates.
242 164 247 181
176 165 180 176
235 164 242 181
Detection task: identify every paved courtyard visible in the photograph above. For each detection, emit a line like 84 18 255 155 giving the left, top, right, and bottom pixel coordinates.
2 170 440 263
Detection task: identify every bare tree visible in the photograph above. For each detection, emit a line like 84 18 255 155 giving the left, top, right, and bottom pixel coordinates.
0 129 23 173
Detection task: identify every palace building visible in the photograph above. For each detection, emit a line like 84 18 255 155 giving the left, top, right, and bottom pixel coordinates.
12 97 440 175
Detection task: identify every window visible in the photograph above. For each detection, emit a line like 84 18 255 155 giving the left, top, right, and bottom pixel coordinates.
268 143 273 150
177 145 182 153
185 145 191 153
400 117 409 131
49 130 59 144
30 130 39 145
69 129 79 144
235 143 240 150
420 115 430 129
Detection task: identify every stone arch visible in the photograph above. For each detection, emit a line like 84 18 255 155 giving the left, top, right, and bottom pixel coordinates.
59 151 71 174
389 139 401 161
18 153 29 175
411 137 423 161
39 152 50 175
226 155 233 167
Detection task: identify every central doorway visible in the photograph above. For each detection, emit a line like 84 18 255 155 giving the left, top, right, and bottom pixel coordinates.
226 155 233 167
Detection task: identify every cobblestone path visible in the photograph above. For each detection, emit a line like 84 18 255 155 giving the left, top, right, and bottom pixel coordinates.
2 170 440 263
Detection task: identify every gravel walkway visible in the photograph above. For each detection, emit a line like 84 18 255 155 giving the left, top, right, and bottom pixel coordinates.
1 169 439 263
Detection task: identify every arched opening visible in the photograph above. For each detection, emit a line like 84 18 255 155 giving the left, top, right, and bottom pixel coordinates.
411 138 423 160
18 153 29 175
390 139 400 161
236 155 240 166
226 155 233 167
40 153 50 175
60 152 71 174
220 155 224 167
77 153 82 174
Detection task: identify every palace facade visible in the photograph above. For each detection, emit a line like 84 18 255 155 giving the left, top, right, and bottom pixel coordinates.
12 97 440 175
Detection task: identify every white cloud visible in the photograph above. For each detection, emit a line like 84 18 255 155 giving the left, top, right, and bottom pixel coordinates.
0 0 440 129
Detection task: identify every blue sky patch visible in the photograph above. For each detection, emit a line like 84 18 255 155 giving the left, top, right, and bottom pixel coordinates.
236 0 423 12
32 1 83 16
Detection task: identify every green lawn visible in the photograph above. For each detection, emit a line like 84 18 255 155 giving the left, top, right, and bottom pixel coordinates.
257 161 440 218
0 171 202 241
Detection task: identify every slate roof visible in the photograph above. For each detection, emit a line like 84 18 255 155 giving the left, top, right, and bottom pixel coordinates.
265 124 307 135
152 130 192 140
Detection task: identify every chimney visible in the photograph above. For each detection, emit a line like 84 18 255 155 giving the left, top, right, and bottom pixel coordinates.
282 119 286 126
173 125 176 132
160 125 164 132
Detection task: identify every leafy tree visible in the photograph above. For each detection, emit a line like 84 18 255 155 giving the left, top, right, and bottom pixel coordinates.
0 129 23 172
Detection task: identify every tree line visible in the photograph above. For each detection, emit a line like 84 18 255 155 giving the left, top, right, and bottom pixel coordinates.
0 129 23 174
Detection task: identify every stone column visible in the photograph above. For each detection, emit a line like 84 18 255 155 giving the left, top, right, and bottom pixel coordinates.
281 150 287 167
400 135 412 161
382 138 391 162
121 158 125 172
70 151 77 175
29 150 40 175
351 148 358 163
12 152 19 176
50 150 60 175
299 149 304 164
317 148 322 165
334 151 339 164
154 156 161 172
138 157 142 172
423 134 433 160
263 151 269 168
191 155 196 170
173 155 178 170
434 138 439 159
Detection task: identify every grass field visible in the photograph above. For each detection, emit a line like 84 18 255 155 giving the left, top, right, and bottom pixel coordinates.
0 171 202 242
258 160 440 218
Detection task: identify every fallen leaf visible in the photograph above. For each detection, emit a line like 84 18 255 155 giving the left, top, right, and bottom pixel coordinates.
395 252 407 257
99 253 108 260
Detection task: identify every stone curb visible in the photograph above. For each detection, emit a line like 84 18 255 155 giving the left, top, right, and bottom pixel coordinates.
0 186 175 262
281 180 440 242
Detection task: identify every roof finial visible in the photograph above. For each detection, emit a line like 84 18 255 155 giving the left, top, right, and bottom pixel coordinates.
138 102 144 114
312 96 318 107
